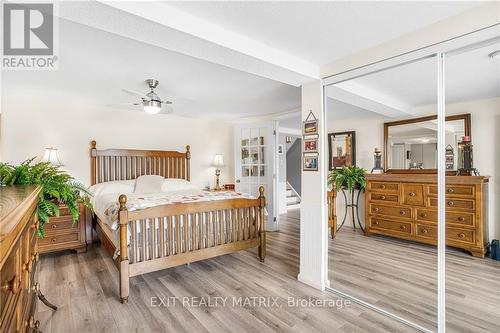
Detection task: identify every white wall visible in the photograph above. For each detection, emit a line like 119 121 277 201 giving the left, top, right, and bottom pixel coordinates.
1 92 234 188
327 97 500 239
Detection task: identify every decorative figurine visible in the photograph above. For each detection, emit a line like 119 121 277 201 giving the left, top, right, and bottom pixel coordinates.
371 148 384 173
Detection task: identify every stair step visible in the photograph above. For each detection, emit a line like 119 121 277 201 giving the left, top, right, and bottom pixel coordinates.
286 196 299 204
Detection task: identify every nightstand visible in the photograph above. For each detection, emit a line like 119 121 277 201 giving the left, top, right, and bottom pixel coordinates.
39 203 87 253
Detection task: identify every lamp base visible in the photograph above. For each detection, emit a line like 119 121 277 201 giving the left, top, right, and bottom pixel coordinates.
215 169 221 190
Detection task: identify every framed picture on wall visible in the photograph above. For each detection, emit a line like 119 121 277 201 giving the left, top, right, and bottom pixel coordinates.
328 131 356 170
303 153 318 171
303 135 318 153
303 119 318 135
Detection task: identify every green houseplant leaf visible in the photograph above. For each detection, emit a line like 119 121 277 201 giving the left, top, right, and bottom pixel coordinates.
328 166 367 192
0 159 93 237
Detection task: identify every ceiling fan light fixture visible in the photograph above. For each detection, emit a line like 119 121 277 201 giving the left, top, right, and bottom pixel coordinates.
143 100 162 114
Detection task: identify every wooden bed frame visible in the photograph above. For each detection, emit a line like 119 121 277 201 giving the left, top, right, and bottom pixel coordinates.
90 141 266 303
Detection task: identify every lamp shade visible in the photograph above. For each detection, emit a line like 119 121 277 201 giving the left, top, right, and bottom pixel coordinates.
41 147 63 166
212 154 224 168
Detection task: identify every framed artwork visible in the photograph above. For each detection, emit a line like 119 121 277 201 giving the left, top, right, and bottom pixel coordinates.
328 131 356 170
303 120 318 135
303 153 318 171
303 135 318 153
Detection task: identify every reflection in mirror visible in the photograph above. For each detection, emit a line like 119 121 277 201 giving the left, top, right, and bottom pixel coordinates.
385 115 469 171
445 40 500 332
326 56 438 331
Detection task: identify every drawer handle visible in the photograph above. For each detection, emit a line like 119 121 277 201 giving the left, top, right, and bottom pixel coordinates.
408 192 416 197
380 185 386 189
400 211 406 216
448 201 454 206
1 275 20 294
400 225 407 230
380 195 386 200
420 213 427 218
27 316 40 331
51 238 57 243
458 216 465 222
373 221 379 226
421 229 428 234
458 233 465 239
51 224 57 229
448 188 454 193
374 207 380 212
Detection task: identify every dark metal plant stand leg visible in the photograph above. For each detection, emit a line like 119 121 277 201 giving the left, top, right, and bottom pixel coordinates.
34 283 58 311
336 188 364 233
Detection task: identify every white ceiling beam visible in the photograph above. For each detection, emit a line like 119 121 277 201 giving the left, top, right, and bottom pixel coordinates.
327 81 411 118
53 1 316 86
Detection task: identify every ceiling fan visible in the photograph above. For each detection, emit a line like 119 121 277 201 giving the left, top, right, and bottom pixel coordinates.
118 79 173 114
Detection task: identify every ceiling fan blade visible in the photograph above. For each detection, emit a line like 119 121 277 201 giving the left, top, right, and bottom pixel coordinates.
161 100 173 105
159 105 174 114
106 102 142 107
122 89 150 100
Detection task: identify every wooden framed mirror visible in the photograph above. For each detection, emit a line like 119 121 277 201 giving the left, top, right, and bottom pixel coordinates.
384 113 471 173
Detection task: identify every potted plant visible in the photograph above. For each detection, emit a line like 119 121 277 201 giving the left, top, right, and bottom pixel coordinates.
0 159 92 237
328 165 367 192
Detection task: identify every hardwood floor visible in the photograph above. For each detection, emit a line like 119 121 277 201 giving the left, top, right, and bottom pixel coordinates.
37 210 417 333
329 217 500 333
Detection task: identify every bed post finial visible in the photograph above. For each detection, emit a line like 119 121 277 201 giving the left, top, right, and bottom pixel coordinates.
119 194 127 210
91 140 96 149
90 140 97 186
186 145 191 159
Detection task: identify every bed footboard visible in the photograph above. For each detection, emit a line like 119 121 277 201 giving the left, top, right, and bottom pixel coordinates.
116 187 266 303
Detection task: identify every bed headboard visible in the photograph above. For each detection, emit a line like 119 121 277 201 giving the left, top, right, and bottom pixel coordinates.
90 140 190 185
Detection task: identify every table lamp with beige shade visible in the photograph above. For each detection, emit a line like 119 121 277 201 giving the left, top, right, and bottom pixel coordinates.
40 147 63 166
212 154 224 190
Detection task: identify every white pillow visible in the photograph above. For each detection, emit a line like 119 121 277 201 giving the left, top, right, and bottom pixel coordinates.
161 178 197 192
134 175 165 193
89 180 136 197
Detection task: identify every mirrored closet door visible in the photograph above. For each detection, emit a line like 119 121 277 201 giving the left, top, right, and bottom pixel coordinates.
326 56 439 331
445 39 500 332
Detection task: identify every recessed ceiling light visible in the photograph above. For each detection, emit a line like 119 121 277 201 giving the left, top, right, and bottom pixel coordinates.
488 50 500 60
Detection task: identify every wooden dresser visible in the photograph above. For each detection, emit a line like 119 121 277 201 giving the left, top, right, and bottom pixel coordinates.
365 174 489 257
0 185 42 332
39 204 87 254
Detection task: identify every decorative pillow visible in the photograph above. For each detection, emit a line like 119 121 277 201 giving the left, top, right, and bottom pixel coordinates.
161 178 197 192
89 180 136 197
134 175 165 193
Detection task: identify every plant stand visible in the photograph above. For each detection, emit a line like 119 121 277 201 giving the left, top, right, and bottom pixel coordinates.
336 187 364 233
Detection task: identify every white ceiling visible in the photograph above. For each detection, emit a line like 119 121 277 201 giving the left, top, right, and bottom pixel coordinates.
2 1 493 121
165 1 481 65
2 19 300 119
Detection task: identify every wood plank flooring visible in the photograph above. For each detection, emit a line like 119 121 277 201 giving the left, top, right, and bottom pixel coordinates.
37 211 417 333
328 210 500 333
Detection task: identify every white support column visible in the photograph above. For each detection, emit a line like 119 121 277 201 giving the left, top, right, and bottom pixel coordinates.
437 53 446 333
298 80 328 290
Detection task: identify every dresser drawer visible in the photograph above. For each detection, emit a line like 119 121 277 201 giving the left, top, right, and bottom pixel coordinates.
447 227 475 244
416 209 475 227
369 204 412 220
369 192 399 203
369 182 399 193
45 217 78 233
369 217 412 235
402 184 425 206
0 245 20 328
39 232 79 247
58 205 71 216
428 197 475 210
427 185 475 198
415 225 475 244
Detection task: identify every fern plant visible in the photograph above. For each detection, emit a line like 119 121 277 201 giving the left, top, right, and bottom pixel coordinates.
0 159 92 237
328 166 367 192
